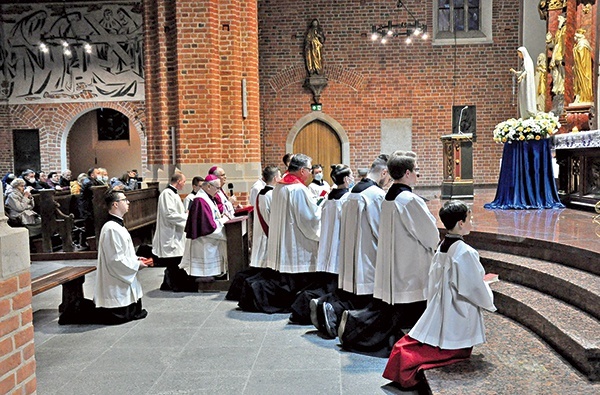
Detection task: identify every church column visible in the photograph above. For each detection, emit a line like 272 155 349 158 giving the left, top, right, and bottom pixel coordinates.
144 0 261 198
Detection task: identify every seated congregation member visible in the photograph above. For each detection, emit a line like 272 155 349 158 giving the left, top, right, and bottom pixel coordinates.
183 176 204 211
37 171 52 189
22 169 42 191
46 172 63 190
383 200 496 388
59 169 72 188
337 151 439 356
307 164 330 202
311 157 388 337
92 189 153 324
226 166 280 301
289 164 353 325
153 172 197 292
2 173 15 196
207 166 237 219
238 154 322 313
5 178 41 229
180 175 228 283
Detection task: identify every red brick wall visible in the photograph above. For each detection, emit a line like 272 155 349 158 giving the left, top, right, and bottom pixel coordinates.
258 0 520 186
0 271 36 394
144 0 261 167
0 101 146 175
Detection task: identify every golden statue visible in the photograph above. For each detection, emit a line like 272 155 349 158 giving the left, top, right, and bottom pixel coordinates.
535 53 547 112
548 0 566 10
304 19 325 76
573 29 593 103
546 15 566 95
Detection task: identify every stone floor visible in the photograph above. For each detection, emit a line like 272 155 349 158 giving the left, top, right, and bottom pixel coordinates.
31 188 600 394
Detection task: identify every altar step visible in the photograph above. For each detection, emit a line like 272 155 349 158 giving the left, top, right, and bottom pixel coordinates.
479 250 600 381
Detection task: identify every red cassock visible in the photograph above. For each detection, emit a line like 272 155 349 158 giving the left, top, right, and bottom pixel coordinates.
382 335 472 388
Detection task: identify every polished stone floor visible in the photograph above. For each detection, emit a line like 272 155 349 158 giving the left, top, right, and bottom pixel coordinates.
30 188 600 394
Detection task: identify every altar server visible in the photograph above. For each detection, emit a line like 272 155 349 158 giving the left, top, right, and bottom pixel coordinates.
312 157 388 336
289 164 353 324
153 172 197 292
180 174 228 282
93 189 152 324
383 200 496 388
225 166 280 301
338 151 439 355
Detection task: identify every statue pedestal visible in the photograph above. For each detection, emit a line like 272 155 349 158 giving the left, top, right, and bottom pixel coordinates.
440 133 474 199
304 75 328 104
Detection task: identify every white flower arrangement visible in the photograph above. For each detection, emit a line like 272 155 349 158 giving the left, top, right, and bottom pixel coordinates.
492 112 561 143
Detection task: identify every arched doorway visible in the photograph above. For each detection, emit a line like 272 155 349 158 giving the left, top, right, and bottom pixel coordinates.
292 120 341 186
67 108 142 179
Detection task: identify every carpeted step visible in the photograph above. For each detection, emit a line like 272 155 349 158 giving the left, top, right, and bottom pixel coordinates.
424 310 598 394
490 281 600 381
479 249 600 320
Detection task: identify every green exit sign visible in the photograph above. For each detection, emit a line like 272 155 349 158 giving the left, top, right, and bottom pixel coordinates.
311 103 322 111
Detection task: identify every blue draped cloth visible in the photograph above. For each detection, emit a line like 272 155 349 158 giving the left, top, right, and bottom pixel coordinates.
484 139 564 210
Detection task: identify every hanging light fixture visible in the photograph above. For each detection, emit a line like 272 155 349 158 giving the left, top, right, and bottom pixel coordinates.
38 2 93 57
371 0 428 44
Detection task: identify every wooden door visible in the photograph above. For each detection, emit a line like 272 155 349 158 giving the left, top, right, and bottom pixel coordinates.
293 120 341 186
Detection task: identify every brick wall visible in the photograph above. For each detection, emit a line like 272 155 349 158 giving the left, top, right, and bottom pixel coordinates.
0 101 146 176
258 0 521 186
0 271 36 394
144 0 261 169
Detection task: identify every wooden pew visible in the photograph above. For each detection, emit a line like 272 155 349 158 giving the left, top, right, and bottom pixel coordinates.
91 184 160 249
30 184 159 261
31 266 96 313
33 189 78 253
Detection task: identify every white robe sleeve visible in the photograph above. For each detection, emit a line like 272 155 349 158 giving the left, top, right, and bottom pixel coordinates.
397 195 439 252
290 186 321 241
451 247 497 312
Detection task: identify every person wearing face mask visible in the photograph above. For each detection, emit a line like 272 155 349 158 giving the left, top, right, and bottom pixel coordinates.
21 170 42 192
288 164 353 324
96 168 110 185
307 164 331 202
308 156 387 337
337 151 440 356
237 154 322 314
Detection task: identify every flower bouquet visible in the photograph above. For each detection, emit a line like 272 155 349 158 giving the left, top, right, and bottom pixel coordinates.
492 112 561 143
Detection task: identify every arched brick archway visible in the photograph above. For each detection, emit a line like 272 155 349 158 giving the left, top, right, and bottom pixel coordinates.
8 101 146 175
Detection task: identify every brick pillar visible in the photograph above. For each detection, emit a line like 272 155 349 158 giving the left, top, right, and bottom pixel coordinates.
143 0 261 202
0 186 36 394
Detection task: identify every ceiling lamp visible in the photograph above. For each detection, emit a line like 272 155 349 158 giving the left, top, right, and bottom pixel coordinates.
371 1 428 44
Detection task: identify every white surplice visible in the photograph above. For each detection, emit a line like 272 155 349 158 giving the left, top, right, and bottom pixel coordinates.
266 180 321 273
249 178 266 208
180 190 227 276
216 189 236 218
308 180 330 200
152 186 188 258
250 186 273 268
338 184 385 295
409 240 497 349
373 190 439 304
316 191 350 273
94 220 143 308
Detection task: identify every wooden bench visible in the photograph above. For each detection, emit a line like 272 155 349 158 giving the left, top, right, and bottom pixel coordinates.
31 266 96 313
33 189 79 253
